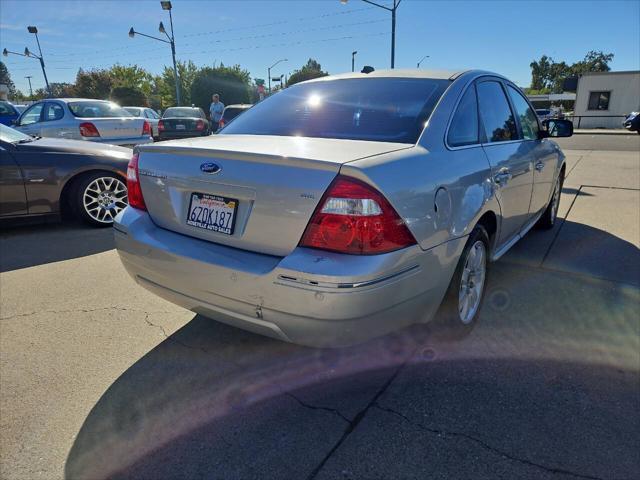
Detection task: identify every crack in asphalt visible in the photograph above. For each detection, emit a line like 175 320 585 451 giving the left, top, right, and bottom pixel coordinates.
374 403 611 480
285 392 352 424
305 354 413 480
0 305 175 321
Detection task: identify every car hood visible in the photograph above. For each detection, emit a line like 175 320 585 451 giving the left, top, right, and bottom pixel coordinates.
16 137 131 159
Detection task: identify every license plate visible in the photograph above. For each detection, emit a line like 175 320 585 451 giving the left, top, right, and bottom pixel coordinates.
176 124 186 130
186 193 237 235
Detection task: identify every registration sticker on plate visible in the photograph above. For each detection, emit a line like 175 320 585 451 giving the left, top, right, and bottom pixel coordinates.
186 193 237 235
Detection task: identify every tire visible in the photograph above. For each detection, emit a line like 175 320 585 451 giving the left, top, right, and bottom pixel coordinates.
536 171 563 230
73 172 128 227
434 226 490 339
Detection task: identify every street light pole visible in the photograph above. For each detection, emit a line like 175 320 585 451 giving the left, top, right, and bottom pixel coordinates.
3 45 51 98
130 1 181 106
268 58 287 94
27 26 51 97
417 55 429 68
341 0 401 69
351 50 357 72
25 76 33 98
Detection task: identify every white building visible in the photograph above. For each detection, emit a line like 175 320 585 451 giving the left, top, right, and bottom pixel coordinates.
573 70 640 129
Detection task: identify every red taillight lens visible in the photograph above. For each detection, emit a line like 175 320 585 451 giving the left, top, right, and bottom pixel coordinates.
79 122 100 137
142 120 152 136
158 120 165 131
195 119 205 131
299 176 416 255
126 153 146 211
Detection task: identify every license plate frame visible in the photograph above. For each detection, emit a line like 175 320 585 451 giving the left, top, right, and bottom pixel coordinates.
176 124 186 130
186 192 238 236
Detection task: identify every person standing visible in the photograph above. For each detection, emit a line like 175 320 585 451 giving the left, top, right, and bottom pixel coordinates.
209 94 224 126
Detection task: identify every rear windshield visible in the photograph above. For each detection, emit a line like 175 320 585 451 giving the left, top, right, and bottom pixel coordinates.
221 78 450 143
124 107 142 117
163 107 202 118
68 101 132 118
223 107 248 122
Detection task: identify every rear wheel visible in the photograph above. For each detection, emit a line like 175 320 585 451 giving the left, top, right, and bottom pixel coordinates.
74 173 128 227
435 226 489 339
536 171 562 230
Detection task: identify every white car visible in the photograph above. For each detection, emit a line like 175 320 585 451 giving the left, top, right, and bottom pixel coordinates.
124 107 161 140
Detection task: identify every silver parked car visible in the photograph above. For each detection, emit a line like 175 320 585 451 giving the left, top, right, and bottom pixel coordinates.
114 69 573 347
14 99 153 147
124 106 161 140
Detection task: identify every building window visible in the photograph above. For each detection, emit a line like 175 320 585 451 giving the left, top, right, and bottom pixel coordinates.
587 91 611 110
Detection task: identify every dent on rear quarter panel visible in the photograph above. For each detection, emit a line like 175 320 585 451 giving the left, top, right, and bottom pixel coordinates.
342 145 497 252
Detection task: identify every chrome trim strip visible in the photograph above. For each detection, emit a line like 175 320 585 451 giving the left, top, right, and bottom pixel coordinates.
491 209 544 261
276 264 420 290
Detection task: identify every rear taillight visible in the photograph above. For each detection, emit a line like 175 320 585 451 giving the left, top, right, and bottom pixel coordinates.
158 120 165 131
299 176 416 255
126 153 146 211
142 120 152 136
218 119 225 129
79 122 100 137
195 119 205 131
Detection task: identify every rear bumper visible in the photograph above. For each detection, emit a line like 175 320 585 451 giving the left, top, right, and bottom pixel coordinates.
114 208 464 347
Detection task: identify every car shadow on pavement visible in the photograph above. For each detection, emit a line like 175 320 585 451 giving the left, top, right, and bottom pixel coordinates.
0 220 114 272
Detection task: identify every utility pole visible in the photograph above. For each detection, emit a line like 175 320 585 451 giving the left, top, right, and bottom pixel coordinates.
268 58 287 94
25 76 33 98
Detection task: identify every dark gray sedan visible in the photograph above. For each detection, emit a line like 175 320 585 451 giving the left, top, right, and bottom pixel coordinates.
0 124 130 226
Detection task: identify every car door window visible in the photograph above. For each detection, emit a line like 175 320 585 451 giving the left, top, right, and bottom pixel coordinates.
477 81 518 143
507 85 539 140
448 85 479 147
0 103 14 115
19 103 44 126
43 103 64 122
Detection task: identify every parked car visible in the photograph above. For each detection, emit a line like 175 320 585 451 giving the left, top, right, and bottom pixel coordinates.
158 107 211 140
623 112 640 134
13 99 153 147
535 108 553 122
0 123 130 226
115 69 573 347
0 101 20 126
124 106 161 140
217 104 252 131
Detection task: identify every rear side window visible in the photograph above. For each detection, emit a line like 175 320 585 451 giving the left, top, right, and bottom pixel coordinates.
223 108 245 122
507 85 539 140
477 81 518 143
0 103 15 115
447 85 479 147
44 103 64 121
222 78 450 144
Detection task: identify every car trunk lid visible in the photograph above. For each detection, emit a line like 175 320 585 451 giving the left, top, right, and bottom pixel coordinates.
85 117 145 140
136 134 411 256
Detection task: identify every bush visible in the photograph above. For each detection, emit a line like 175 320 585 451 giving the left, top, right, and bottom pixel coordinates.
190 64 251 112
110 86 147 107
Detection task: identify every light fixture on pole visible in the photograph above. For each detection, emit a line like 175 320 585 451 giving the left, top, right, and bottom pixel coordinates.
341 0 402 69
417 55 429 68
268 58 287 94
3 28 51 98
351 51 358 72
129 1 182 105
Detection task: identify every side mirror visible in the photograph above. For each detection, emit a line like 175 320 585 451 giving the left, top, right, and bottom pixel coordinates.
543 119 573 138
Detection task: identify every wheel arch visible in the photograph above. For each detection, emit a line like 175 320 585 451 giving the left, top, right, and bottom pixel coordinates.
59 168 126 218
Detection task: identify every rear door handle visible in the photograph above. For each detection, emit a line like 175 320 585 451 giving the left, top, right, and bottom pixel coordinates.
494 168 512 185
535 162 545 171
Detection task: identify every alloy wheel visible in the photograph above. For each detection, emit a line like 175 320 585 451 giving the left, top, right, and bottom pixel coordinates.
458 240 487 324
82 176 128 224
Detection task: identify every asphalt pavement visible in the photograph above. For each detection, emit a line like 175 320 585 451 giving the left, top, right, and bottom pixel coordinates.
1 134 638 480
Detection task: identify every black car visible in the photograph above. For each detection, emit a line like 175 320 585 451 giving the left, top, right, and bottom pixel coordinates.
158 107 210 140
0 124 130 226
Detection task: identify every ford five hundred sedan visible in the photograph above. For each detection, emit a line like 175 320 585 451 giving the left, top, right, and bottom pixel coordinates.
114 69 573 347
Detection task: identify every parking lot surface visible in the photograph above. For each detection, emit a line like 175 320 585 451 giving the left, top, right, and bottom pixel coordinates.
1 135 639 479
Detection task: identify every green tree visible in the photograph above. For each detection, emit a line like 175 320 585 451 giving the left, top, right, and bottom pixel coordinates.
530 51 614 93
74 68 113 99
34 82 76 99
158 60 199 108
0 61 17 97
110 86 147 106
286 59 328 87
190 64 251 113
108 64 154 96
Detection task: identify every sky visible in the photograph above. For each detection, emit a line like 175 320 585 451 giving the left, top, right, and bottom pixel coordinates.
1 0 639 94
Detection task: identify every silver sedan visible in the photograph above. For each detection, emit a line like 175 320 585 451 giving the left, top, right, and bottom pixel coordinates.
114 69 573 347
14 98 153 147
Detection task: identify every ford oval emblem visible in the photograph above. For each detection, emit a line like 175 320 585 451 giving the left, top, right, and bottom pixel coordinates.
200 162 221 174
